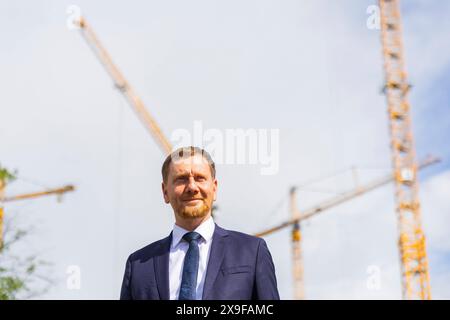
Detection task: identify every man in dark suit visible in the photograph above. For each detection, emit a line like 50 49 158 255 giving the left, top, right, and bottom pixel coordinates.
120 146 279 300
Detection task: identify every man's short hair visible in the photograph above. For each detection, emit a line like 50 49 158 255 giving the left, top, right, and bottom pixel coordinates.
161 146 216 183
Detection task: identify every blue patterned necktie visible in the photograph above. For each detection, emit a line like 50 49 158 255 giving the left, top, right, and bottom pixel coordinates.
178 231 202 300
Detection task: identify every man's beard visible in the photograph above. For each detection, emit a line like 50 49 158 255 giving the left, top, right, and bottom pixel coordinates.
178 201 211 219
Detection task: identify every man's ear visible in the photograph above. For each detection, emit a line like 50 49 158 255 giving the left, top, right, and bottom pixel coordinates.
162 182 170 203
213 179 218 201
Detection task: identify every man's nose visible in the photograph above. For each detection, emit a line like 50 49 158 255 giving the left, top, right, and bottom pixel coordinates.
186 177 199 193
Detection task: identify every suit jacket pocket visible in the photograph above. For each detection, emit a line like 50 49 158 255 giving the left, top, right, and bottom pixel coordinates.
221 265 252 275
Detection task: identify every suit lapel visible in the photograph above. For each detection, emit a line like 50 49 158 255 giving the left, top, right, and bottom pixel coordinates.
154 232 172 300
202 224 229 299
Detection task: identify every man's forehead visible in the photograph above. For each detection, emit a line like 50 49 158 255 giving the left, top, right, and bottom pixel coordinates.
170 154 210 172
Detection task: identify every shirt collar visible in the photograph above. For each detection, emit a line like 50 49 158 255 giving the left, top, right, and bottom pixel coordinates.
171 216 215 249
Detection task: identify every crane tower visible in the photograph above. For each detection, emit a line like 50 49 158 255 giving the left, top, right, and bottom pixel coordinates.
379 0 431 300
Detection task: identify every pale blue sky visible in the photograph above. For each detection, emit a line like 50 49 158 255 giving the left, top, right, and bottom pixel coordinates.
1 0 449 299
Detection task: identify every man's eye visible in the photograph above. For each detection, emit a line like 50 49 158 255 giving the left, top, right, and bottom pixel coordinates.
196 177 206 182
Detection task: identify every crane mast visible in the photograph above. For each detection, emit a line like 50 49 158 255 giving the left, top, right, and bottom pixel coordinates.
290 187 304 300
379 0 431 300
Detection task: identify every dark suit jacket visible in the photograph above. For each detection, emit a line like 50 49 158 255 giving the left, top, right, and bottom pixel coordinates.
120 224 280 300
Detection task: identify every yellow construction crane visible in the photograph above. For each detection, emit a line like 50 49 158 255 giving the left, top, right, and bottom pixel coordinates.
75 17 172 155
0 167 75 250
379 0 431 300
255 156 439 299
289 186 304 300
2 185 75 203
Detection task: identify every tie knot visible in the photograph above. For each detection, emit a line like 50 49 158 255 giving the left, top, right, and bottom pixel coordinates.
183 231 201 243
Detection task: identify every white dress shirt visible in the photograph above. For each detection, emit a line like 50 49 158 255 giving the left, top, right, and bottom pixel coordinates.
169 216 215 300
